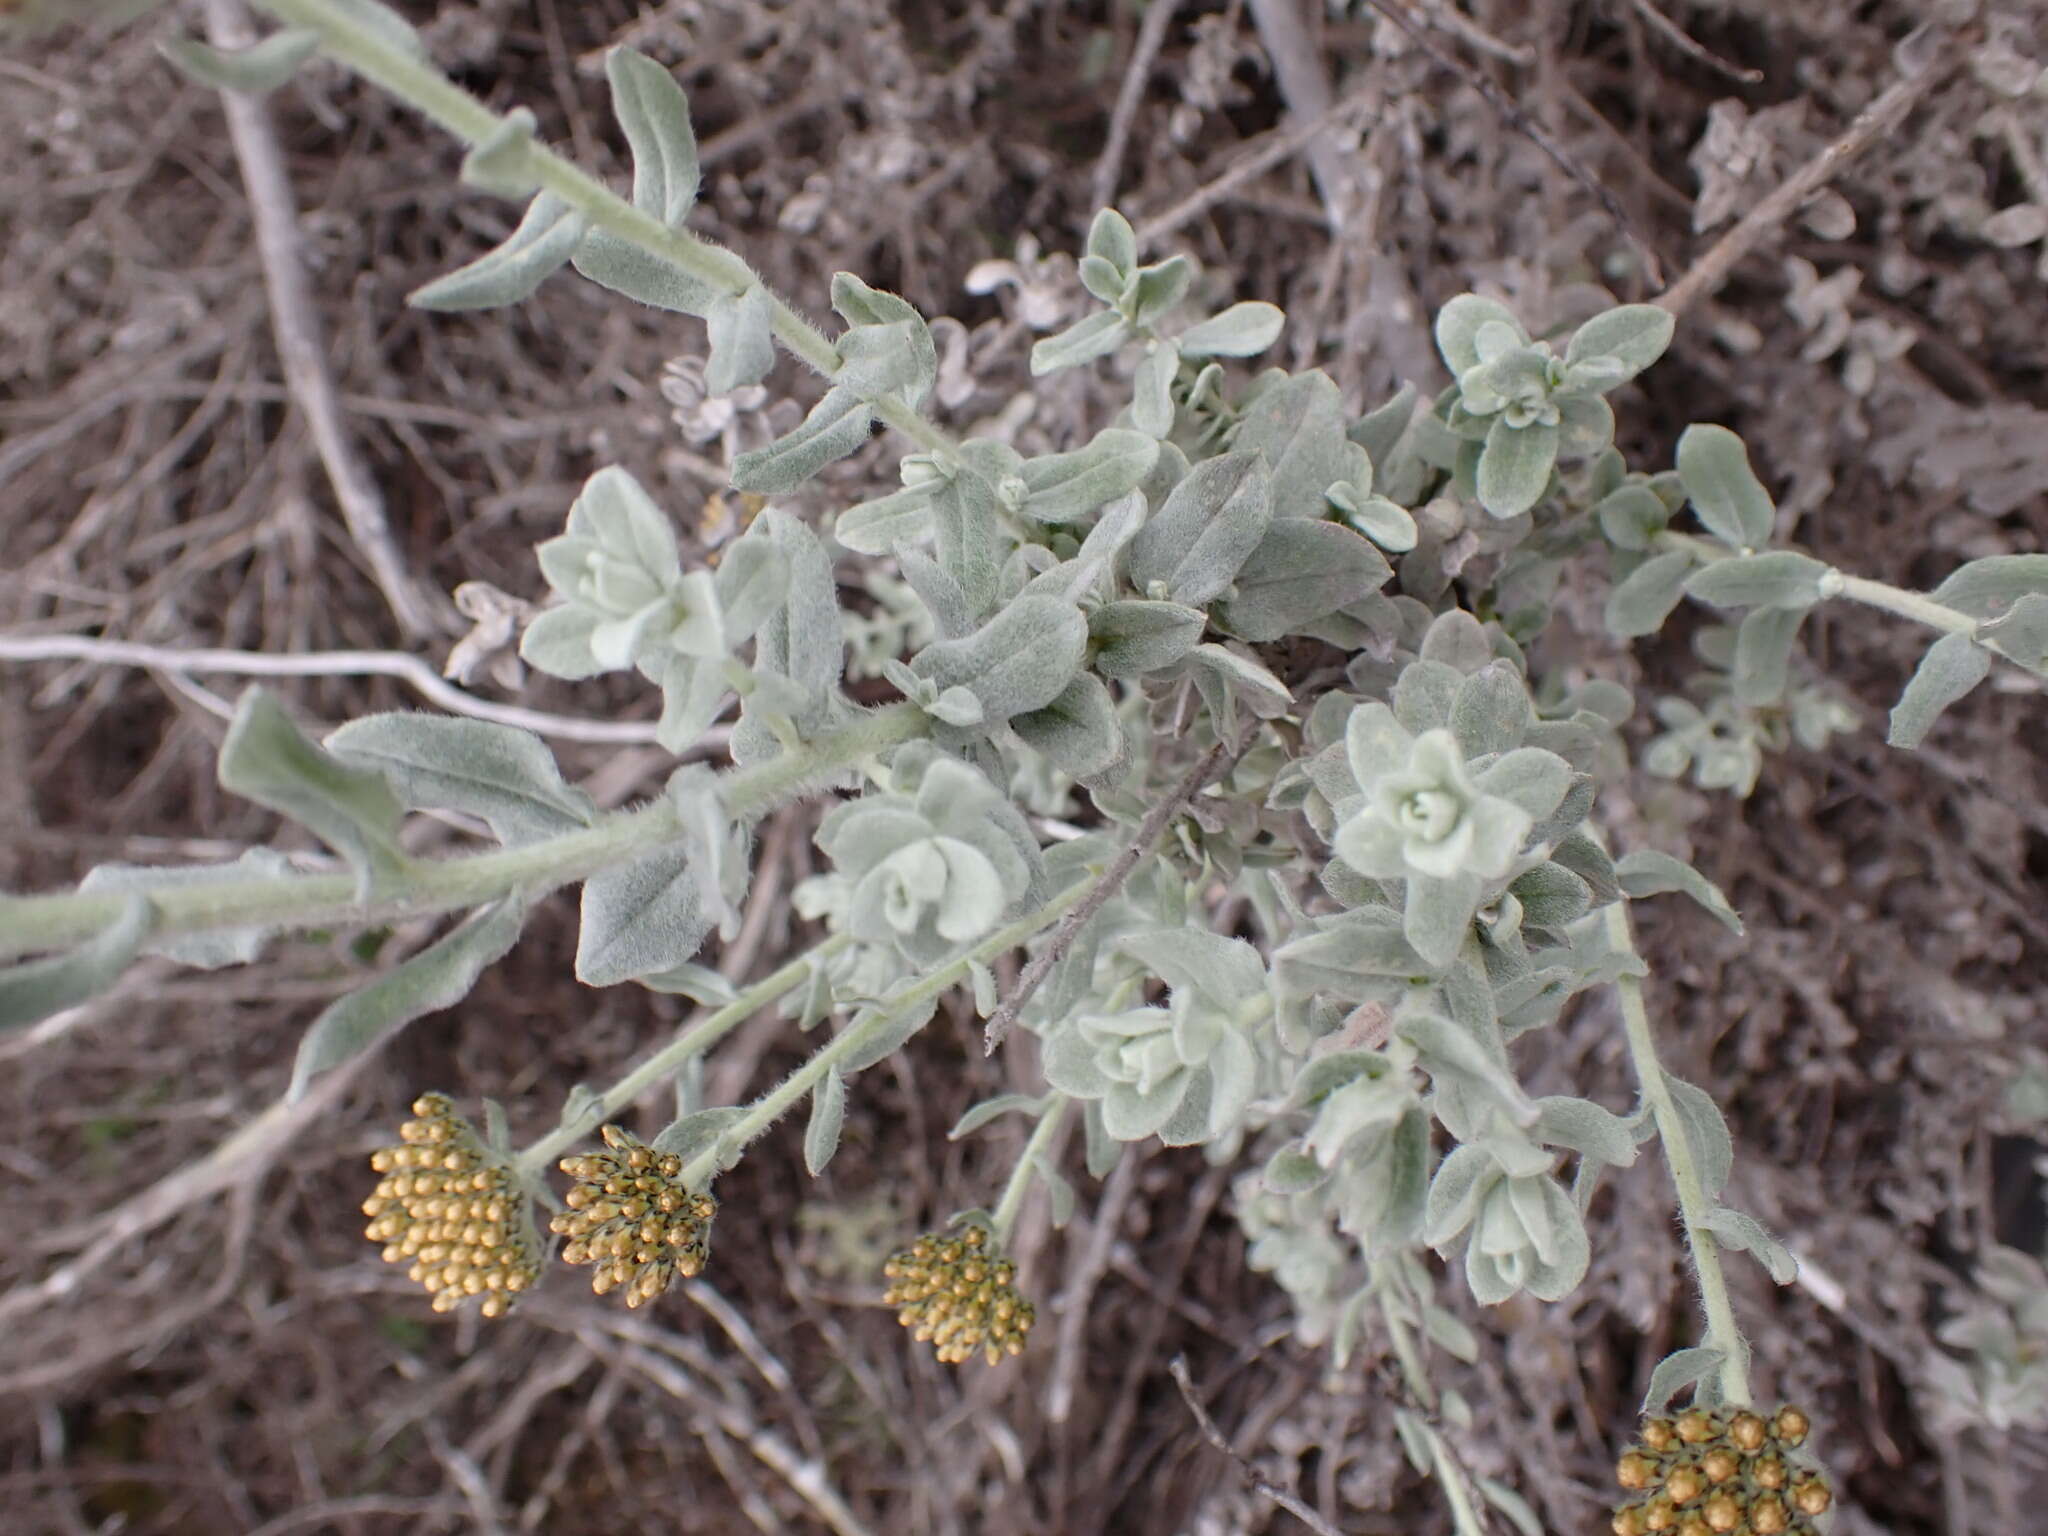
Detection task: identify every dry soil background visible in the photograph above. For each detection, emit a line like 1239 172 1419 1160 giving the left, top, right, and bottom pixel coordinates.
3 2 2047 1533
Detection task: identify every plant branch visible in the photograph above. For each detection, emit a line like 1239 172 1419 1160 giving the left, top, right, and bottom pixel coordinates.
1167 1354 1344 1536
1655 530 1986 639
0 631 673 744
1655 26 1959 317
982 728 1258 1054
990 1091 1069 1249
0 703 928 962
204 0 447 639
515 932 852 1176
246 0 953 461
682 879 1092 1190
1603 900 1753 1406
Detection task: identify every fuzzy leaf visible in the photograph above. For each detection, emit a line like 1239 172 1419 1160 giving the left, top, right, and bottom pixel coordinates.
459 108 541 197
909 595 1088 720
1605 550 1696 638
1642 1345 1726 1415
705 285 776 394
577 846 714 987
1731 605 1806 706
410 193 588 311
1614 849 1742 934
1565 304 1675 378
1213 519 1391 643
1665 1077 1735 1198
1127 452 1272 606
1476 417 1558 518
1684 551 1831 611
1177 302 1284 358
570 229 717 313
949 1093 1047 1140
1535 1096 1637 1168
160 29 319 93
0 896 152 1032
1676 424 1775 550
218 688 408 899
833 485 934 556
1030 309 1129 375
1010 673 1125 781
1018 429 1159 525
730 386 874 494
804 1069 847 1175
1929 554 2048 618
606 47 699 226
1088 600 1206 678
1435 294 1526 374
289 897 527 1098
1887 631 1990 748
326 715 596 847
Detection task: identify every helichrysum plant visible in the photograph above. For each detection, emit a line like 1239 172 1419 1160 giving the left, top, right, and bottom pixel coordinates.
7 4 2047 1529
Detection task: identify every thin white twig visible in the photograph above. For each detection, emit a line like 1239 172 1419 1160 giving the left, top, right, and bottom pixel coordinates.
202 0 446 639
1167 1355 1344 1536
1245 0 1356 227
0 631 673 745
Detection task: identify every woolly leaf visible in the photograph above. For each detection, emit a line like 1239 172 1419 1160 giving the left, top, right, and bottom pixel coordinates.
804 1069 847 1175
1642 1345 1726 1416
410 193 589 311
326 715 596 847
0 895 152 1032
606 47 699 226
1888 631 1990 748
78 848 293 969
1676 425 1775 550
1614 849 1742 934
160 28 319 93
577 846 714 987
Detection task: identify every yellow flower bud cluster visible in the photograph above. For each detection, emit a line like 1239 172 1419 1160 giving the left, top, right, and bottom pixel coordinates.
552 1124 716 1308
1612 1406 1833 1536
882 1222 1035 1367
363 1093 540 1318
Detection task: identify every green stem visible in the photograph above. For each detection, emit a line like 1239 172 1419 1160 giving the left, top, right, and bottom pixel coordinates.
514 931 853 1177
990 1092 1070 1249
0 704 928 961
246 0 953 460
679 879 1092 1190
1602 900 1753 1407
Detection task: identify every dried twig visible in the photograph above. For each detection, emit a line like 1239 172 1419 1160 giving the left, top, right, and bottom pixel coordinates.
1626 0 1762 84
1247 0 1356 227
1167 1354 1344 1536
1657 28 1959 316
1091 0 1182 214
982 728 1256 1054
0 632 676 746
1354 0 1667 287
201 0 446 639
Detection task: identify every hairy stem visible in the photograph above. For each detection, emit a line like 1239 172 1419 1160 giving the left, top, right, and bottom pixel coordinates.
0 704 928 961
1657 530 1978 636
680 880 1093 1190
990 1092 1070 1249
515 932 853 1177
1603 900 1753 1406
247 0 953 460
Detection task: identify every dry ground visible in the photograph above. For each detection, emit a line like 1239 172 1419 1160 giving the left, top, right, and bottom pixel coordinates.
3 1 2047 1532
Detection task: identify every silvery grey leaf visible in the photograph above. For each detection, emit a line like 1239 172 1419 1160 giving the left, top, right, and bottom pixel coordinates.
1448 662 1533 758
606 46 699 226
653 1105 747 1161
1476 417 1557 519
1131 344 1178 438
160 28 319 93
949 1092 1047 1140
730 385 874 494
410 193 589 311
1595 484 1669 550
1088 600 1205 677
1177 302 1284 359
655 653 731 754
1731 605 1806 706
1614 848 1741 933
637 961 739 1004
1212 519 1392 643
459 108 541 197
1012 674 1126 782
1349 383 1419 468
1664 1077 1734 1197
704 285 775 394
1232 371 1354 519
1030 309 1130 375
1700 1204 1798 1284
218 688 408 900
1676 424 1776 549
80 848 293 969
1534 1095 1637 1168
839 994 938 1073
1978 593 2048 675
931 473 1002 618
1605 549 1696 638
577 846 714 987
713 534 788 644
1684 550 1831 611
1127 254 1193 325
1509 861 1593 931
1549 830 1620 906
519 605 606 679
1930 554 2048 617
747 508 844 715
832 272 936 409
1888 630 1990 748
1564 304 1675 379
1435 294 1526 375
571 229 718 314
289 897 527 1099
326 714 596 847
1018 429 1159 524
803 1069 847 1175
1074 489 1145 574
910 594 1087 720
0 894 152 1033
1127 452 1271 606
1641 1345 1726 1416
894 548 972 641
1085 207 1137 275
834 484 934 556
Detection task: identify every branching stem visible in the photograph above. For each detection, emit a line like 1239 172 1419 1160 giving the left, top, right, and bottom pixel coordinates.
247 0 954 461
515 932 853 1176
1603 900 1753 1406
0 704 929 961
677 880 1093 1191
1657 530 1980 637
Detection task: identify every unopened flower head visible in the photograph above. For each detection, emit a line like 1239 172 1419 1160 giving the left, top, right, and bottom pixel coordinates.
882 1221 1035 1366
363 1093 541 1318
1610 1405 1831 1536
552 1124 716 1308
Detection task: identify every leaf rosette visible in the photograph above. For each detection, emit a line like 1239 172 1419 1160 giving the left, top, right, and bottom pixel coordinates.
1424 1138 1589 1306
